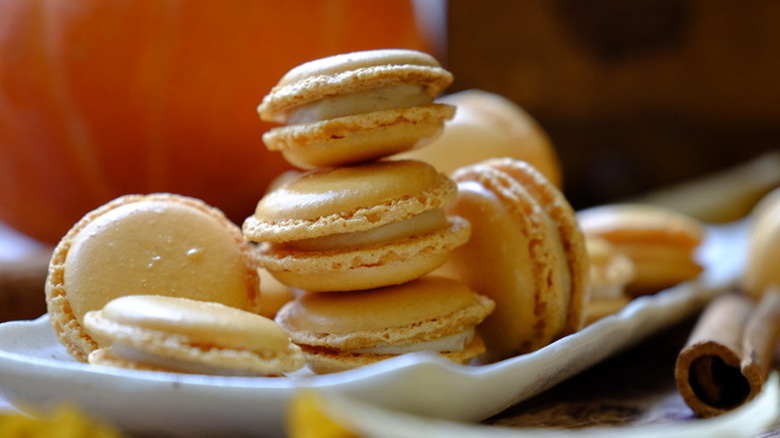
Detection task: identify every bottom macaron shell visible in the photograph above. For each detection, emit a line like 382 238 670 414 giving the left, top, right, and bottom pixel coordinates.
299 336 487 374
256 216 470 292
263 104 455 169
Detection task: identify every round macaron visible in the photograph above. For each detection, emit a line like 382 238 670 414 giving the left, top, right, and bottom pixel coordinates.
399 89 562 187
442 158 589 361
576 203 705 296
583 235 635 325
744 188 780 298
257 49 455 169
243 159 470 292
46 193 261 362
84 295 304 376
275 276 495 374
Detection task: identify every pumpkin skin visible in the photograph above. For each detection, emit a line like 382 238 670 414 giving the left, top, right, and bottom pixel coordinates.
0 0 432 244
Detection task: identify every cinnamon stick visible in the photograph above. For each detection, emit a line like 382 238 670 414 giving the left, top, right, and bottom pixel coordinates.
675 289 780 417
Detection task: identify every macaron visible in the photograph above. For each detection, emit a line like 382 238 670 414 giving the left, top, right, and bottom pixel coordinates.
743 188 780 298
258 49 455 169
583 235 635 325
275 276 495 374
399 89 562 187
442 158 589 361
46 193 261 362
576 203 705 296
243 159 470 292
84 295 304 376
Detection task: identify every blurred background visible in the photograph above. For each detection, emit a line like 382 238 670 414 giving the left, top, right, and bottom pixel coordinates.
447 0 780 209
1 0 779 320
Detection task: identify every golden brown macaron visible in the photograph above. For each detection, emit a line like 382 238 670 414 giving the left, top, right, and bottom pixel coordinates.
583 236 635 325
46 193 261 362
399 89 562 187
243 160 470 292
577 203 705 296
84 295 304 376
275 276 494 374
443 158 589 361
258 49 455 169
743 188 780 298
257 268 296 320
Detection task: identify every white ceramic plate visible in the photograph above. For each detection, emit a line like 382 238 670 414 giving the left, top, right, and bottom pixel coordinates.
0 222 746 438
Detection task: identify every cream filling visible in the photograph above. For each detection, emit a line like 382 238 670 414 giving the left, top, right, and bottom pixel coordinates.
351 329 475 355
286 84 433 124
110 344 263 376
282 209 446 252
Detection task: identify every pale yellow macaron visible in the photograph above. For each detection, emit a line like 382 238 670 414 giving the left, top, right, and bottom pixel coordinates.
442 158 589 361
582 235 635 325
84 295 304 376
258 49 455 169
743 188 780 298
576 203 705 296
400 89 562 187
275 276 494 374
46 194 261 362
243 159 470 292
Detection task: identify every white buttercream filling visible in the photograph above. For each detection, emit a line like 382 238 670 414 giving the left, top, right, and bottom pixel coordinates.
351 328 475 355
286 84 433 124
282 209 446 251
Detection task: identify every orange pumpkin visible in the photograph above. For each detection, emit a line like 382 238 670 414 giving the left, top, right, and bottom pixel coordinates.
0 0 433 244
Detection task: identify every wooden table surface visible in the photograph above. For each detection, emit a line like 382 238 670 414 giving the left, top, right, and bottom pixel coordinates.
485 315 780 436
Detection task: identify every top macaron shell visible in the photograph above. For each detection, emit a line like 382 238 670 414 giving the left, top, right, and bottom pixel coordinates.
257 49 456 169
46 194 261 362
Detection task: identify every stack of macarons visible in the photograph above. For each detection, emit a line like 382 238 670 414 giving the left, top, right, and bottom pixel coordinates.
244 49 495 373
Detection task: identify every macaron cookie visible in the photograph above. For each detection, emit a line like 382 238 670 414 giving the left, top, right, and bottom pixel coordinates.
257 49 455 169
84 295 304 376
400 89 562 187
576 203 705 296
243 159 471 292
583 235 635 325
443 158 589 360
46 194 261 362
275 276 495 374
743 188 780 298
